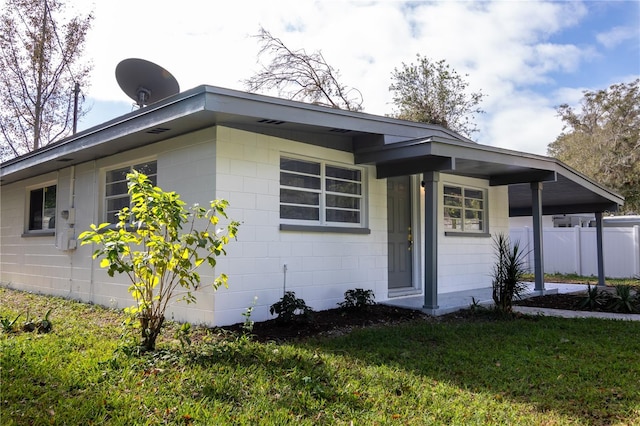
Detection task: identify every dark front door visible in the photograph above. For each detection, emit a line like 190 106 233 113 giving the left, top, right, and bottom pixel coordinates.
387 176 413 289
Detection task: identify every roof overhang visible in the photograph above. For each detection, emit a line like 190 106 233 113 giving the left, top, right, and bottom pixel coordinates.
1 85 623 216
0 85 464 185
354 137 623 215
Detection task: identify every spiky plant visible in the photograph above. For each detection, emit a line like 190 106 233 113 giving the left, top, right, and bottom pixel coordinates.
491 233 529 313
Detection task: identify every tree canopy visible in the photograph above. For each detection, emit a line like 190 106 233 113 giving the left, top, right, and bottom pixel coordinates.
0 0 93 159
244 27 363 111
548 79 640 213
389 55 485 138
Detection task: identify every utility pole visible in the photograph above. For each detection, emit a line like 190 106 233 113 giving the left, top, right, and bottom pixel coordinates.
73 82 80 134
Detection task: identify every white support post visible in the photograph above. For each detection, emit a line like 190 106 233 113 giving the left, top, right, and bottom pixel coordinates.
595 212 606 287
574 226 582 276
634 225 640 278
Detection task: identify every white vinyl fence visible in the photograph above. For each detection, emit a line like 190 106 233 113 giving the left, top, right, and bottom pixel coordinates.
510 226 640 279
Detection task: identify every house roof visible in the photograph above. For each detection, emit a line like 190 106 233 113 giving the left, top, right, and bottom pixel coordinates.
0 85 623 215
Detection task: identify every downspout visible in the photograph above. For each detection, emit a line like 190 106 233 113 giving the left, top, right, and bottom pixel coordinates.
89 161 97 302
68 165 75 295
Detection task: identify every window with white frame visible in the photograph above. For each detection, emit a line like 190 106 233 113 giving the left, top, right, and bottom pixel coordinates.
28 184 57 231
280 156 363 226
105 161 157 223
443 185 486 232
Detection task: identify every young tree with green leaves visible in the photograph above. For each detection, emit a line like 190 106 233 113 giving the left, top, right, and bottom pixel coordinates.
389 55 485 138
548 79 640 213
0 0 93 158
79 171 240 351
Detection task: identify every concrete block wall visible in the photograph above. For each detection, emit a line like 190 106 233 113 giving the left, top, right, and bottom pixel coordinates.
212 126 387 326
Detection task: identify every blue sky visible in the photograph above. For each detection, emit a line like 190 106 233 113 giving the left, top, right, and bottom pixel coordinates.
65 0 639 155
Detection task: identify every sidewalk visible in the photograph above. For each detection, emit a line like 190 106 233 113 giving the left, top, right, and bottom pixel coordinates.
385 282 640 321
514 306 640 321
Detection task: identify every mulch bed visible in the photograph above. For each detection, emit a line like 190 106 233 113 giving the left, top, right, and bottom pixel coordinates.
221 304 430 343
220 288 637 343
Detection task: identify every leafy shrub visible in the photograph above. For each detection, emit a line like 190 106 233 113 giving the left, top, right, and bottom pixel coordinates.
270 291 312 323
491 233 529 313
577 284 604 310
80 171 239 351
607 285 638 313
338 288 376 309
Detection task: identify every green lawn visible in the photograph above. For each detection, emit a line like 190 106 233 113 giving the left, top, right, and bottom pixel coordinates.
1 287 639 425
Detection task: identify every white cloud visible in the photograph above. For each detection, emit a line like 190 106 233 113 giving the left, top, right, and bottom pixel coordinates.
479 99 564 155
58 0 619 155
596 26 638 49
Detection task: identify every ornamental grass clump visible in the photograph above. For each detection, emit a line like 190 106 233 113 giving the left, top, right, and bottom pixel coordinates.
79 171 239 351
491 233 529 313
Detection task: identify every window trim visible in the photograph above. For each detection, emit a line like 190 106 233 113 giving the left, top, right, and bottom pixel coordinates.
23 181 57 236
279 154 367 228
102 158 157 224
443 183 488 234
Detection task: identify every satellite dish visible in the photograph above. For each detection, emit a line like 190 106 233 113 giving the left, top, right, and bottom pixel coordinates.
115 58 179 107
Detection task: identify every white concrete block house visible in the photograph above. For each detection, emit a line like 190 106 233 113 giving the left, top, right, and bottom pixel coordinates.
0 85 623 326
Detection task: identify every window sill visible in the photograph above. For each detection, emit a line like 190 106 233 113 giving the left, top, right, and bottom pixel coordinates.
444 231 491 238
280 224 371 234
22 231 55 238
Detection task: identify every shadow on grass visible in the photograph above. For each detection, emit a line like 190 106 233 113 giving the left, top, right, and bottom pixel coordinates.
301 314 640 425
3 288 639 425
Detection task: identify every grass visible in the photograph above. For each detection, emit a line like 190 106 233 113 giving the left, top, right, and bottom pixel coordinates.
2 288 640 425
522 272 640 287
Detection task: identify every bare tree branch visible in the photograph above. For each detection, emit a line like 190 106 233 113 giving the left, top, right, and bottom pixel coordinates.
244 27 363 112
0 0 93 159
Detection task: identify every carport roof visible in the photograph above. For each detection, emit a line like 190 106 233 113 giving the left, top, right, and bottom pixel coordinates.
354 136 623 216
0 84 623 216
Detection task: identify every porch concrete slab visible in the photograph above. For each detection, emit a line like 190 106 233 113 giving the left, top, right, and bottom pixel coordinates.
383 282 590 316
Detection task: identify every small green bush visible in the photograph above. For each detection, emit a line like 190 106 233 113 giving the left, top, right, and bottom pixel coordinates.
607 285 638 313
269 291 312 323
577 284 604 310
338 288 376 309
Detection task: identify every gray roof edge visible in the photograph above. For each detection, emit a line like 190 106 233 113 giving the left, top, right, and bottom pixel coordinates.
355 135 624 207
199 85 471 141
432 138 624 205
1 84 468 175
1 88 207 181
1 86 206 170
552 160 624 206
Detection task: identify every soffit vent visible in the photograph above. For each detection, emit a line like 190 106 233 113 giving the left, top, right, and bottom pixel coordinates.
146 127 171 134
57 157 73 162
329 128 351 133
257 119 286 125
